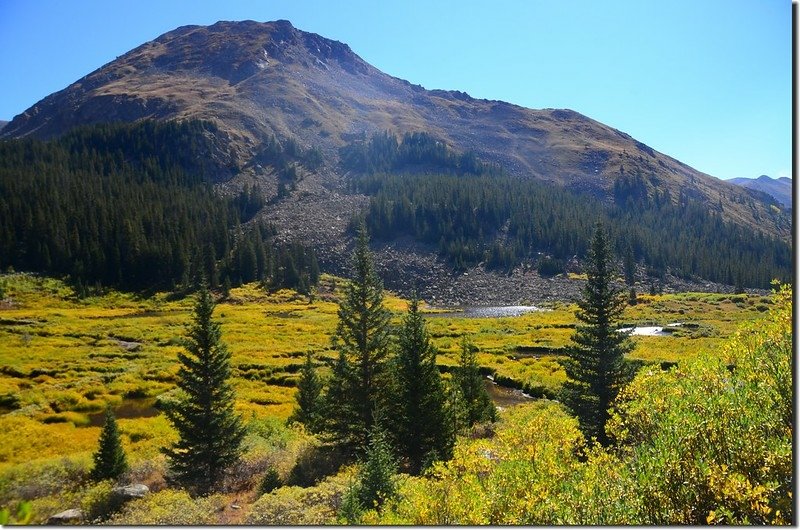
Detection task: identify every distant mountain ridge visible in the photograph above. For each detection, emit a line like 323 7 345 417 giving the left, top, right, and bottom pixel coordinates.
728 175 792 209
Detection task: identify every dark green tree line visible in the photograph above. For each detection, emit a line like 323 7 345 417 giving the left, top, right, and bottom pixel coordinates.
0 120 320 293
343 133 790 288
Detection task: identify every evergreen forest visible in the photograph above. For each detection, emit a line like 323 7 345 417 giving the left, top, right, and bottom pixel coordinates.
345 132 791 288
0 121 320 293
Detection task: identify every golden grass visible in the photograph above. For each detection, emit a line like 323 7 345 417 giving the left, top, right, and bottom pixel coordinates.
0 272 767 469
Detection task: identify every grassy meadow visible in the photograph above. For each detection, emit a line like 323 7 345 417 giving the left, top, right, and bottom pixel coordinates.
0 272 776 522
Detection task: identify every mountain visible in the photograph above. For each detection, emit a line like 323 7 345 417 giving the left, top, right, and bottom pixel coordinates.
0 120 7 132
0 20 792 297
728 175 792 209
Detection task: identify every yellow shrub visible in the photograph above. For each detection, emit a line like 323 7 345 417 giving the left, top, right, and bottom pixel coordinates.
107 489 225 525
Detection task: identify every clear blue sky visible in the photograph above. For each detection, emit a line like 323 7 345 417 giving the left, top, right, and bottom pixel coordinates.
0 0 791 180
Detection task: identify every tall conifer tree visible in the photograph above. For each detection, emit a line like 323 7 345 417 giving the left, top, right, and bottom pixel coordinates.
393 294 451 474
91 408 128 481
163 285 245 494
561 223 634 445
323 224 391 453
288 351 323 432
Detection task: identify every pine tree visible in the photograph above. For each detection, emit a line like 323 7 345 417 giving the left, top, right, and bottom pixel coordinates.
320 350 360 448
339 426 398 522
323 224 391 453
163 285 246 494
288 351 323 432
91 408 128 481
561 224 634 445
392 294 451 474
623 243 636 286
354 426 397 509
452 338 496 428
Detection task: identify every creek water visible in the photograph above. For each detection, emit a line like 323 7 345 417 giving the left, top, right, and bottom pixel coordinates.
86 398 160 426
483 378 534 408
619 322 683 336
427 305 545 319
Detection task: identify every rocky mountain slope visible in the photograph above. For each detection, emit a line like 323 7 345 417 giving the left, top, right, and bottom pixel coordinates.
0 20 791 301
3 21 789 235
729 175 792 209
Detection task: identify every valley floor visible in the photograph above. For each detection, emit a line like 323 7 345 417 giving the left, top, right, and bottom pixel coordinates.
0 272 786 524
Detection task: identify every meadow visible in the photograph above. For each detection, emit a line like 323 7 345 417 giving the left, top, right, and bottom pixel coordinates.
0 272 775 522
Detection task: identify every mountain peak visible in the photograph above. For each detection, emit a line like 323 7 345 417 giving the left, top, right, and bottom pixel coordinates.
0 20 790 241
729 175 792 209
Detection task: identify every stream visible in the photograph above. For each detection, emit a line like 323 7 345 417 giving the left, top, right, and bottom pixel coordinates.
86 398 160 426
483 378 534 408
427 305 545 319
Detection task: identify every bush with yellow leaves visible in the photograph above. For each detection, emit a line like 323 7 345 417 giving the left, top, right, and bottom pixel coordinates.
607 283 792 524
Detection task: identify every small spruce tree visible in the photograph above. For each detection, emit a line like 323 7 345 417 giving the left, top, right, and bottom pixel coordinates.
288 351 323 432
356 427 397 509
392 294 452 474
561 223 634 445
163 285 246 494
453 338 496 428
340 426 398 522
91 408 128 481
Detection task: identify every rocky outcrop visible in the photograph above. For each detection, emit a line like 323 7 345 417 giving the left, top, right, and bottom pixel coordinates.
112 483 150 501
47 509 83 525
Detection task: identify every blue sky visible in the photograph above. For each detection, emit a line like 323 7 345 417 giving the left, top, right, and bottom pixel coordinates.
0 0 791 180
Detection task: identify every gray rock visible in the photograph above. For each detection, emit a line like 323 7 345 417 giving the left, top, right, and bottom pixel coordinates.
47 508 83 525
112 483 150 500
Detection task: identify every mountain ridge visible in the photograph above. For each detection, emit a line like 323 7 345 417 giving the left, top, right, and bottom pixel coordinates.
0 19 791 296
2 21 785 213
728 175 792 209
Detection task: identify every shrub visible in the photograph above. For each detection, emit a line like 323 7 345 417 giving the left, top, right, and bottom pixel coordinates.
537 257 565 277
246 472 352 525
107 489 224 525
258 466 283 495
378 402 584 525
607 285 792 524
0 501 33 525
80 480 125 522
286 441 350 487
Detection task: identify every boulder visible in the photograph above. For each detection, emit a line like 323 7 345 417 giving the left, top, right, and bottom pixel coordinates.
112 483 150 501
47 508 83 525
